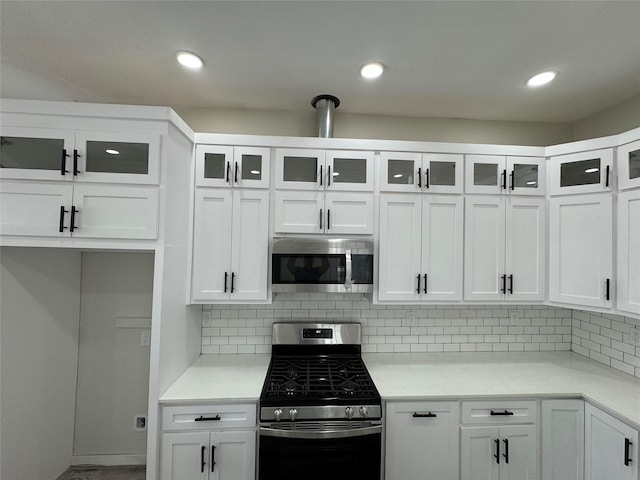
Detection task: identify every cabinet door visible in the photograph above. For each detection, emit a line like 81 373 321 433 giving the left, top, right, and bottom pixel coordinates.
74 130 160 185
465 155 506 195
386 402 459 480
618 139 640 190
505 197 545 301
0 181 73 236
549 194 613 308
274 148 325 190
233 146 270 189
0 126 75 181
460 426 500 480
549 148 613 195
585 403 639 480
212 430 255 480
273 191 324 234
617 189 640 316
421 195 464 301
500 425 538 480
325 150 374 192
71 184 159 239
195 145 234 188
324 193 374 235
379 152 421 192
191 189 233 302
464 196 506 301
230 190 269 301
541 400 584 480
423 153 464 194
378 195 422 302
507 156 546 195
161 432 209 480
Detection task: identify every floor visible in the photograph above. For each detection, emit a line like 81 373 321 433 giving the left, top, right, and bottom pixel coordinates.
56 465 146 480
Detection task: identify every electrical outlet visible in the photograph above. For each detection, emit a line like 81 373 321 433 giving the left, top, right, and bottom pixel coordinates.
134 414 147 432
403 310 417 327
633 327 640 346
509 310 520 325
140 329 150 347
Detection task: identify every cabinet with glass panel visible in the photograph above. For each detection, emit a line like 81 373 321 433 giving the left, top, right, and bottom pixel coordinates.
195 145 270 188
379 152 463 193
617 139 640 191
465 155 545 195
548 149 613 196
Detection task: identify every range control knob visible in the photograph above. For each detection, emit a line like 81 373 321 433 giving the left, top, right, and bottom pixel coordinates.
359 406 369 418
274 408 283 421
289 408 298 421
345 407 354 419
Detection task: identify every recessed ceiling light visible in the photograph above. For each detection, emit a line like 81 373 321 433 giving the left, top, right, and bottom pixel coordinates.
176 51 204 70
360 62 385 79
105 149 120 155
526 70 557 88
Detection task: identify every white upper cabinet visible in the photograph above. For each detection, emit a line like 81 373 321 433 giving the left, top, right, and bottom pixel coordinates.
617 139 640 190
379 152 463 193
549 148 613 195
275 148 374 191
465 155 545 195
195 145 270 189
617 189 640 316
549 193 613 308
0 126 160 184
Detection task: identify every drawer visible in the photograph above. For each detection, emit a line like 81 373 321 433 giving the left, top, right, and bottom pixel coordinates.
163 403 256 431
461 400 537 424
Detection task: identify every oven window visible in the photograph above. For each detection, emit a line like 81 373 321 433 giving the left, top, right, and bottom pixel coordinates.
259 432 381 480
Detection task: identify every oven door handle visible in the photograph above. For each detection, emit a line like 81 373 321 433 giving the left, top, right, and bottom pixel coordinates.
259 424 382 440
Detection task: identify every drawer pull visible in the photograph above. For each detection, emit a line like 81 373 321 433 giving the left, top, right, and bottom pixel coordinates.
490 410 514 416
412 412 437 418
195 415 221 422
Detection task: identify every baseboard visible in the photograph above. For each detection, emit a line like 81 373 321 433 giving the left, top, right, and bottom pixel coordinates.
71 454 146 466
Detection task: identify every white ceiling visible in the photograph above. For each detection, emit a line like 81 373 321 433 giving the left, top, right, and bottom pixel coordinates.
1 1 639 123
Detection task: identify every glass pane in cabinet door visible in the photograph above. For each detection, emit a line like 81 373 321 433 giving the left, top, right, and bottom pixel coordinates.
204 153 227 179
560 158 600 187
241 154 263 181
0 136 64 170
332 158 367 184
430 161 456 186
387 159 414 185
629 149 640 180
86 141 149 174
474 163 498 186
513 163 539 188
283 156 317 182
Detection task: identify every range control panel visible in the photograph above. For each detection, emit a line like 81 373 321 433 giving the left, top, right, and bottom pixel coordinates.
302 328 333 339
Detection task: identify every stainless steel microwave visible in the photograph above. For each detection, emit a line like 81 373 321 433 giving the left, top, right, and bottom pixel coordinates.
271 237 374 293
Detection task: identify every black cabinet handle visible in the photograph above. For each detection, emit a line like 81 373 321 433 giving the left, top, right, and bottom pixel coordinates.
70 206 78 232
195 415 221 422
211 445 216 472
508 274 514 294
234 162 238 183
418 167 422 188
73 150 81 175
416 274 421 294
224 272 228 293
501 275 507 294
231 272 235 293
423 274 427 294
501 169 507 190
490 410 514 416
225 162 230 183
319 165 323 186
503 438 509 464
510 171 515 190
625 438 633 466
59 206 68 232
319 208 323 230
605 165 610 188
494 438 500 464
327 165 331 186
606 278 611 301
60 149 69 175
425 168 430 189
412 412 437 418
327 209 330 230
200 445 206 472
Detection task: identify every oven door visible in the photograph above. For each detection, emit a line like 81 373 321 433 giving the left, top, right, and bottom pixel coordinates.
259 422 382 480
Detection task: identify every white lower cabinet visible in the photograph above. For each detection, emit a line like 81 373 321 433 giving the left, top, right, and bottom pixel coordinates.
385 401 459 480
617 189 640 316
541 399 584 480
585 403 639 480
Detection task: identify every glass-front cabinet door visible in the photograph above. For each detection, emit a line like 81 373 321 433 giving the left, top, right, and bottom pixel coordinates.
379 152 421 192
275 148 325 190
325 150 374 192
465 155 506 194
423 153 463 194
0 127 75 181
549 148 613 195
196 145 270 188
507 156 545 195
618 139 640 190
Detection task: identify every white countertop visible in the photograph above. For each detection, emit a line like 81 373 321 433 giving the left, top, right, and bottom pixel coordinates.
159 351 640 429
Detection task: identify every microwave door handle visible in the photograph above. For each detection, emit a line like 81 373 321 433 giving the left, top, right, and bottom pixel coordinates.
344 249 353 291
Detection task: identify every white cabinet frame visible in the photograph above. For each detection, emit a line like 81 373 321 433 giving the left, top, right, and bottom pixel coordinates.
617 189 640 316
549 148 614 196
617 139 640 190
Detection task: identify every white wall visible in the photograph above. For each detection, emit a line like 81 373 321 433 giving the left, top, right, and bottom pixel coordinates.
573 94 640 141
0 247 81 480
73 252 153 460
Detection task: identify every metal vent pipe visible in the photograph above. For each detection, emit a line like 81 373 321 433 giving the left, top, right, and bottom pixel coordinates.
311 94 340 138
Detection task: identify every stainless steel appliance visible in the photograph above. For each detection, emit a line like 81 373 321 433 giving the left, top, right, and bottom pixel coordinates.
258 322 382 480
271 237 374 293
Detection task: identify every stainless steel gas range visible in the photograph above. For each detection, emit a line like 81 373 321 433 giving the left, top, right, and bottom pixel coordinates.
258 322 382 480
